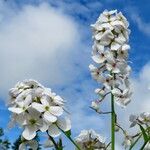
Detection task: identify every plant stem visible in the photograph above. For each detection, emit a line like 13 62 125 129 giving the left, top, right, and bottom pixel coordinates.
46 131 60 150
140 141 148 150
57 127 81 150
129 134 142 150
111 92 115 150
64 133 81 150
90 107 112 115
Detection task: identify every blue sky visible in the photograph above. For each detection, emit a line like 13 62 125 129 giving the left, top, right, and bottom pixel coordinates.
0 0 150 149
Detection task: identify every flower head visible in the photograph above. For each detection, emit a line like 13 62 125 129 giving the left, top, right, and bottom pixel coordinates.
90 10 132 107
111 88 132 107
75 129 106 150
122 134 133 149
8 79 71 140
129 112 150 127
19 136 38 150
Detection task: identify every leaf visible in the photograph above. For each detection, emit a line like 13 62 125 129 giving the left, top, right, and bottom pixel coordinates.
147 127 150 139
139 124 148 142
65 130 71 137
57 138 63 150
129 134 142 150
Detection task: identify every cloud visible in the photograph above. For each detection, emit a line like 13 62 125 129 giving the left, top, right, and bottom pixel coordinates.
1 1 150 149
0 2 84 99
130 12 150 36
45 0 103 23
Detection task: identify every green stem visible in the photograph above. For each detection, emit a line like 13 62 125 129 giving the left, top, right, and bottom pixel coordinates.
111 92 115 150
57 127 81 150
140 141 148 150
64 133 81 150
46 131 60 150
129 134 142 150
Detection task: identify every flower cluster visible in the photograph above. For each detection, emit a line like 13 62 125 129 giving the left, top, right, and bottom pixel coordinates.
90 9 132 110
8 79 71 141
122 133 134 149
130 112 150 127
75 129 106 150
19 137 38 150
121 112 150 149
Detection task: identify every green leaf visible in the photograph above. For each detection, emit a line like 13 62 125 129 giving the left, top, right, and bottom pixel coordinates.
57 138 63 150
129 134 142 150
139 124 148 142
65 130 71 137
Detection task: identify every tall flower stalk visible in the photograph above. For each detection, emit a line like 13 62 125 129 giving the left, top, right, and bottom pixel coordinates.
90 10 132 149
111 91 115 150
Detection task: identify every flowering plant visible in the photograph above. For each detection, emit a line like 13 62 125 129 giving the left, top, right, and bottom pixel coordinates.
8 79 73 149
7 9 150 150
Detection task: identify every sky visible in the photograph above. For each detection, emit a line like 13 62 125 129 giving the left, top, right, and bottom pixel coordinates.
0 0 150 149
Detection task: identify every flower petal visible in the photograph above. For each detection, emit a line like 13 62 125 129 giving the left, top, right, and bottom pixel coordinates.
57 117 71 131
8 107 23 114
41 97 50 106
31 102 45 112
44 111 57 123
39 121 50 132
19 143 26 150
48 124 61 137
49 106 63 116
111 88 121 96
28 140 38 150
24 94 32 106
22 125 37 140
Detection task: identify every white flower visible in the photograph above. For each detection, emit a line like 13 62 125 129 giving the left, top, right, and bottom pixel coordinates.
92 43 105 55
98 74 114 90
48 117 71 137
122 135 133 149
8 94 32 114
139 112 150 125
8 79 69 141
53 95 64 106
98 9 117 24
106 58 121 73
111 88 132 107
95 88 106 97
19 137 38 150
75 129 106 150
92 49 109 64
9 80 42 97
119 63 131 77
90 10 132 108
117 44 130 60
110 39 122 51
129 115 138 127
92 49 114 65
99 30 114 46
116 12 129 28
22 108 43 140
32 98 63 123
144 142 150 150
91 101 100 111
89 64 104 81
129 112 150 127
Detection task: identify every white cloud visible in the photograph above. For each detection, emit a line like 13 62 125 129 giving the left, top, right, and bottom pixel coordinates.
0 2 83 98
47 0 102 17
1 1 150 149
130 13 150 36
